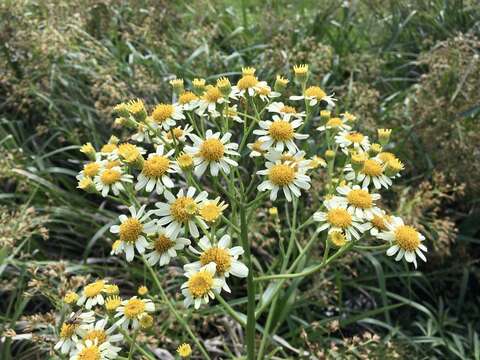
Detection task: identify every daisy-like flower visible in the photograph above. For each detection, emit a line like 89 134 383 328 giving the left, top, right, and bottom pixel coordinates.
117 143 146 166
78 160 102 181
77 280 109 309
378 216 427 268
177 343 192 358
172 152 194 174
181 262 224 309
255 83 281 102
290 86 336 107
135 145 175 194
131 120 155 143
94 166 133 197
70 339 121 360
332 185 382 219
344 159 392 189
257 150 311 201
232 70 269 98
78 318 123 346
55 311 95 354
154 187 209 238
185 130 239 177
109 205 156 262
151 103 185 131
313 200 369 241
100 143 119 159
186 235 248 291
177 91 199 111
196 85 227 117
335 130 371 154
223 105 243 123
247 140 266 158
316 117 352 132
162 125 193 144
115 296 155 330
144 228 190 266
364 210 391 237
253 115 308 153
198 197 228 224
267 102 305 120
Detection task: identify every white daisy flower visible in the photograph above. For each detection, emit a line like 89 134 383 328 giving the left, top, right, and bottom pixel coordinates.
332 185 382 219
223 105 244 123
335 130 371 154
154 187 209 238
135 145 175 195
196 85 227 117
231 73 268 98
255 83 281 102
364 210 392 237
257 150 311 202
115 296 155 330
290 86 336 107
317 116 352 132
344 159 392 190
181 262 224 309
78 318 123 345
185 234 248 292
267 102 306 120
144 227 190 266
131 120 155 143
177 91 199 111
151 103 185 131
185 130 239 177
247 140 267 158
109 205 156 262
77 280 110 309
70 339 121 360
378 216 427 268
94 166 133 197
99 143 119 160
54 311 95 354
253 115 308 153
162 125 193 144
313 200 370 241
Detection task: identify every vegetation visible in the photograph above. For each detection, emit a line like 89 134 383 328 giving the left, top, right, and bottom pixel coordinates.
1 0 479 359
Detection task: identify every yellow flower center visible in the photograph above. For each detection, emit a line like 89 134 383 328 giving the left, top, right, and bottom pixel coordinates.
187 271 214 298
104 284 119 295
105 160 121 169
101 143 117 153
346 132 365 143
329 231 347 247
119 218 143 243
387 158 404 172
251 140 264 152
84 330 107 345
177 153 193 169
105 296 122 311
100 169 121 185
166 127 184 140
142 155 170 178
203 86 222 103
237 75 258 89
118 143 141 163
280 105 296 114
124 298 146 319
347 189 372 209
199 138 225 161
84 280 105 298
199 202 223 223
152 104 174 123
378 152 396 163
326 117 343 127
362 159 383 177
200 247 232 274
179 91 198 104
60 323 78 339
394 225 420 252
171 197 197 223
257 86 270 95
269 120 294 141
83 162 100 177
268 164 295 186
304 86 326 99
126 99 145 114
177 343 192 357
78 345 101 360
153 234 175 253
327 208 352 228
371 215 388 230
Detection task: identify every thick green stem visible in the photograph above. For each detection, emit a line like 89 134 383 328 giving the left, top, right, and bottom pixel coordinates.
241 202 256 359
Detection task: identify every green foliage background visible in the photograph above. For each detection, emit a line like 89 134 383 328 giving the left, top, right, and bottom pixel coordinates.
1 0 479 358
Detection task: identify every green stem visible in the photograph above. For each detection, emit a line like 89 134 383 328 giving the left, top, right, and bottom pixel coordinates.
143 257 212 360
118 328 156 360
240 202 256 360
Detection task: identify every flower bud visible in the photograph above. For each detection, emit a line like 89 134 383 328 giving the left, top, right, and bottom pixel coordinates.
378 128 392 145
192 78 206 94
293 64 309 83
368 143 383 156
216 77 232 96
274 75 289 92
320 110 331 122
77 177 96 193
80 143 96 160
325 149 335 161
169 78 184 95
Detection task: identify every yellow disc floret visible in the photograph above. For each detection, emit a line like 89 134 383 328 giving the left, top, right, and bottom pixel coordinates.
153 234 174 254
269 120 294 141
346 132 365 143
118 143 141 163
394 225 420 252
179 91 198 104
124 298 145 319
84 329 107 345
327 208 352 228
101 143 117 153
142 155 170 178
304 86 326 100
152 104 174 123
177 343 192 358
203 86 222 103
268 164 295 186
105 296 122 311
362 159 383 177
237 75 259 90
100 169 121 185
326 117 343 127
371 215 388 230
199 138 225 161
60 323 78 339
119 218 143 243
347 189 373 209
171 197 197 223
83 162 101 177
199 202 223 223
84 280 105 298
77 345 101 360
187 271 214 298
200 247 232 274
